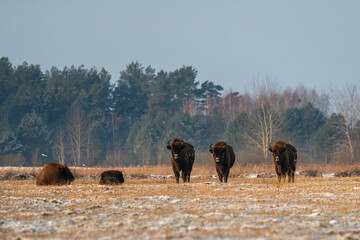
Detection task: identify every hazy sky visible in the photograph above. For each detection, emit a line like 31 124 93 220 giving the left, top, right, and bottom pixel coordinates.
1 0 359 93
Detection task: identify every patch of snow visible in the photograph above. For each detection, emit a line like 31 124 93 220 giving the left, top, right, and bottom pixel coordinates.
321 173 335 178
307 212 321 217
329 219 340 225
190 175 202 178
146 196 175 201
245 174 258 178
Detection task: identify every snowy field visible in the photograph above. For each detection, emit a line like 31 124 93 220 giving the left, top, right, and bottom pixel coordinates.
1 175 360 239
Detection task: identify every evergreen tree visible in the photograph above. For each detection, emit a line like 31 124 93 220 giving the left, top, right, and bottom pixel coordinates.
310 113 346 162
113 62 154 124
224 112 248 149
168 66 199 112
0 57 14 105
9 62 45 126
17 112 51 165
147 70 173 115
0 121 23 155
282 103 325 149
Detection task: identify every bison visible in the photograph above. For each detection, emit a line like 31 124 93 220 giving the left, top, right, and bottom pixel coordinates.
167 138 195 183
269 141 297 183
99 170 125 185
36 162 75 186
209 141 235 183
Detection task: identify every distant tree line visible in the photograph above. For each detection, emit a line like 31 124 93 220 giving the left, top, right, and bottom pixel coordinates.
1 57 359 166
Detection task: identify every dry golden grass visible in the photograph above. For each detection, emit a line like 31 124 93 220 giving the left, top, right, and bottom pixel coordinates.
1 175 360 239
2 163 360 178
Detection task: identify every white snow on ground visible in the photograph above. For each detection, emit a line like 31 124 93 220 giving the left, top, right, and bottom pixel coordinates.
321 173 335 177
245 173 258 178
1 175 360 239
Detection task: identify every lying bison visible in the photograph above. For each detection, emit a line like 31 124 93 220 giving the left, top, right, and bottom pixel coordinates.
209 141 235 183
99 170 124 185
167 138 195 183
269 141 297 183
36 162 75 186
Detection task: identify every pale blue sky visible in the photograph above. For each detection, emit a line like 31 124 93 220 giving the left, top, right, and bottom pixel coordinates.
1 0 359 93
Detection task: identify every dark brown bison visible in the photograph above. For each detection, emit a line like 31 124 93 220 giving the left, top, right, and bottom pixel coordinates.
99 170 124 185
36 162 75 186
167 138 195 183
269 141 297 183
209 141 235 183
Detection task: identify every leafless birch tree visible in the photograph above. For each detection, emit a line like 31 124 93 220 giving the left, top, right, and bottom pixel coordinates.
246 78 284 159
53 126 65 165
329 84 360 163
66 108 88 166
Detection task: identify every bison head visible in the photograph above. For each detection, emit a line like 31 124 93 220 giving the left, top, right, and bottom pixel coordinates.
167 139 185 161
59 165 75 183
209 144 226 164
269 143 286 162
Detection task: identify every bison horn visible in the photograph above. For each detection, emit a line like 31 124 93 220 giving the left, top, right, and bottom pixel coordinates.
168 139 172 145
209 144 213 149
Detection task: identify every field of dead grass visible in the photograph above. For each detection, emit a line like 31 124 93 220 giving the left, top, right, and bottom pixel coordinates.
1 163 360 178
1 166 360 239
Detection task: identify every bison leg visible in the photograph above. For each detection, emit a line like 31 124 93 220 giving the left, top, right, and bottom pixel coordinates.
181 171 187 183
282 173 287 183
216 168 223 182
292 170 295 182
289 169 295 183
186 173 191 183
224 171 229 183
275 166 282 183
291 164 296 183
173 169 180 183
219 175 223 182
287 169 292 183
288 172 291 183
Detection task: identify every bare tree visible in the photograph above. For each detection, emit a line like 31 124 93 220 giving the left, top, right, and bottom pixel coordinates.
66 108 88 166
181 99 198 116
31 148 40 166
52 126 65 165
281 88 292 110
204 92 221 116
329 84 360 163
315 91 330 117
245 77 284 159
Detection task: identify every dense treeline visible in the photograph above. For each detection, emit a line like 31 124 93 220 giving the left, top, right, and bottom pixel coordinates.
1 57 359 166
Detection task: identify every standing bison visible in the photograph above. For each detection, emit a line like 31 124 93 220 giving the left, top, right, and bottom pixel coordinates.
269 141 297 183
36 162 75 186
209 141 235 183
99 170 125 185
167 138 195 183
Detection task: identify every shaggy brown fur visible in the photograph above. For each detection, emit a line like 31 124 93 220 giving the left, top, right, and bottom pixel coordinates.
36 162 74 186
209 141 235 183
269 141 297 183
167 138 195 183
99 170 124 185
